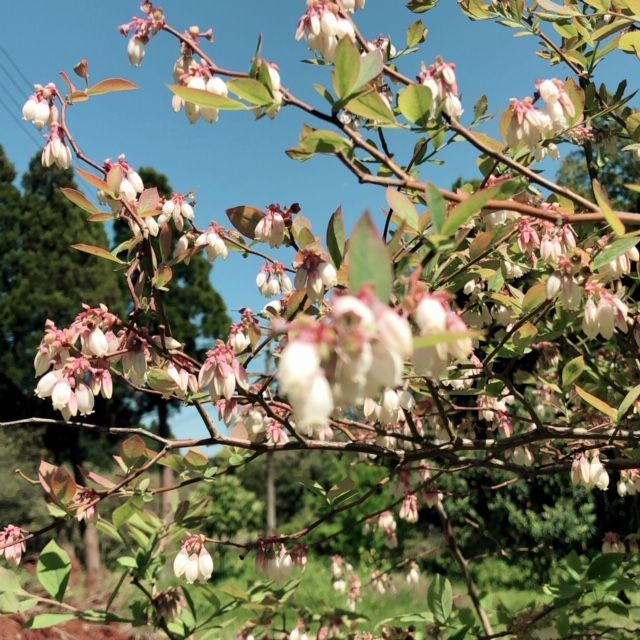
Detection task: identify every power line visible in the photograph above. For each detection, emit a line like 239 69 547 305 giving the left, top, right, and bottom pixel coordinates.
0 94 41 149
0 58 30 105
0 44 32 92
0 77 26 113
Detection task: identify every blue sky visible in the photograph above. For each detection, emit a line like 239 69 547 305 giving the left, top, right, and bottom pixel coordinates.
0 2 637 439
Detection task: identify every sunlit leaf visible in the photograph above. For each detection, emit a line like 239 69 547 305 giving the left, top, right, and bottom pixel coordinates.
87 77 139 96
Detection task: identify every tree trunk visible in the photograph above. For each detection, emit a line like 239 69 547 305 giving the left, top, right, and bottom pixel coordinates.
266 452 276 535
68 430 103 584
158 400 173 519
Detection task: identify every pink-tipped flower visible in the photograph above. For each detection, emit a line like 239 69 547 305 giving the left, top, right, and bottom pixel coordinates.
504 97 551 149
255 205 286 247
195 223 228 261
0 525 26 565
173 534 213 584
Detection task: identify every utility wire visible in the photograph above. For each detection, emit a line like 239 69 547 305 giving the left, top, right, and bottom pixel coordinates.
0 44 32 92
0 58 30 105
0 94 41 149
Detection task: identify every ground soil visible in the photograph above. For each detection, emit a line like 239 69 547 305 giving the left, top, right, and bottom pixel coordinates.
0 615 136 640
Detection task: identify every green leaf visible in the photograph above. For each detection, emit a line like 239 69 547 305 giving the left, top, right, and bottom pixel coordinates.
473 94 489 122
25 613 76 628
59 188 102 215
522 283 546 314
618 384 640 419
562 356 585 387
406 19 428 47
398 84 433 128
586 553 623 580
227 78 273 106
406 0 439 13
353 50 384 92
386 188 419 231
327 206 346 268
575 385 618 420
618 31 640 58
71 243 125 264
0 568 20 594
299 128 352 154
87 78 139 96
184 447 209 469
346 92 396 125
168 84 246 110
593 179 625 236
425 182 446 234
348 213 392 302
593 236 639 270
333 37 360 99
427 574 453 625
441 185 500 238
37 540 71 601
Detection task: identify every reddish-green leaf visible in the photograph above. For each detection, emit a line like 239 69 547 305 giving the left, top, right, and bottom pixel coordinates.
575 385 618 420
71 243 125 264
137 187 161 216
121 435 147 466
75 166 108 192
87 77 139 96
59 188 102 215
226 205 265 239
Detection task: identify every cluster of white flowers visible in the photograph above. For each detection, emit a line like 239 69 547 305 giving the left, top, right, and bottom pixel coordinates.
0 525 26 565
363 511 398 549
413 293 474 377
173 534 214 584
582 287 628 340
34 307 119 420
158 193 195 230
104 154 145 203
601 532 624 554
399 492 419 523
192 223 228 262
418 57 463 118
199 340 248 402
255 204 286 247
571 452 609 491
406 560 420 585
295 1 359 62
119 2 165 67
255 543 295 581
363 388 414 427
22 82 75 170
504 78 576 152
293 248 338 301
278 292 413 437
598 244 639 281
617 469 640 497
172 56 229 124
256 262 293 297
